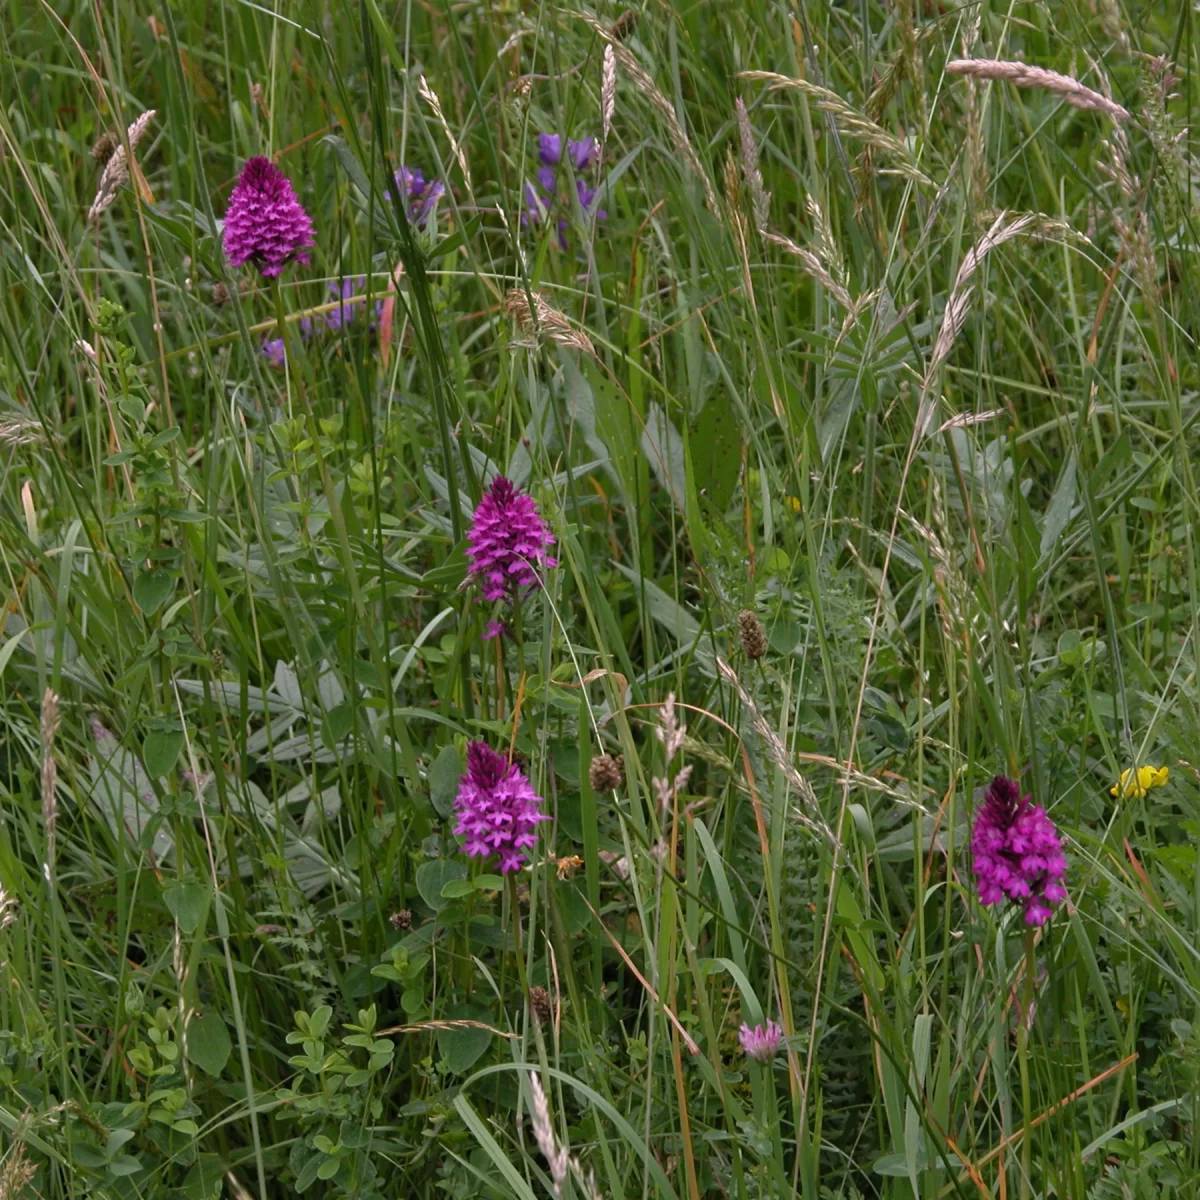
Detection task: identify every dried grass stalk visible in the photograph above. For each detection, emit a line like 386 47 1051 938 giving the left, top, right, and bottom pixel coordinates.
735 98 771 233
0 1142 37 1200
0 416 47 447
916 211 1075 435
417 76 472 194
601 44 616 143
741 71 933 187
0 889 17 934
87 108 155 223
41 688 60 877
945 59 1130 120
716 657 832 845
503 288 595 357
580 13 718 212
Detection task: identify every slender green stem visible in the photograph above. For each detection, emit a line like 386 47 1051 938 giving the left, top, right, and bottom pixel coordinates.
1017 929 1037 1200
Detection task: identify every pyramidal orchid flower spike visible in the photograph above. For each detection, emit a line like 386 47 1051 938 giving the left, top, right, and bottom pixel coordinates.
466 476 556 602
454 741 548 873
223 156 315 277
971 775 1067 926
739 1020 783 1063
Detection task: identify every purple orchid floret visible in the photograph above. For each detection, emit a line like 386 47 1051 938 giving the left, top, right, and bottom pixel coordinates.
466 476 556 601
453 741 548 873
223 156 315 278
971 775 1068 926
738 1020 783 1063
483 619 508 641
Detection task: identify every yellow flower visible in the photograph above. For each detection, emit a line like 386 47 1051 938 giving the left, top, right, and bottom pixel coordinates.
784 496 801 514
1110 765 1169 799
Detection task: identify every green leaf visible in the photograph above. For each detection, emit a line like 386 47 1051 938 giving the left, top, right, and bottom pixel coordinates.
416 859 467 912
186 1013 232 1077
437 1004 493 1072
143 729 183 777
133 568 174 614
428 744 461 818
162 881 209 933
440 879 475 899
473 874 504 892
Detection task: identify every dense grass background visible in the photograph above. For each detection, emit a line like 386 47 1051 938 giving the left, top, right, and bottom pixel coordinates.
2 0 1200 1196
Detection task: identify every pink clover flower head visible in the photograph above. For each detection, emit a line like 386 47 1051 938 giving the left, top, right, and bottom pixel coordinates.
466 476 556 601
971 775 1067 926
222 156 315 277
453 741 548 873
738 1020 783 1063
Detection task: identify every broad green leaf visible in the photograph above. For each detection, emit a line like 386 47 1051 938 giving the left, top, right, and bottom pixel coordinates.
133 568 174 614
186 1013 232 1077
428 744 461 818
416 859 467 912
163 881 209 933
142 729 183 777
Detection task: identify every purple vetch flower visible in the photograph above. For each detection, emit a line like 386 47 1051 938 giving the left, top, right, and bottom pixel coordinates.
738 1020 783 1063
222 156 315 277
454 741 548 873
466 476 557 601
260 316 314 366
568 137 599 170
391 165 446 226
325 277 366 331
524 132 605 242
971 775 1068 927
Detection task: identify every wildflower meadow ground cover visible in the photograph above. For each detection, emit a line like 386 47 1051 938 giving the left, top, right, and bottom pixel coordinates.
2 0 1200 1197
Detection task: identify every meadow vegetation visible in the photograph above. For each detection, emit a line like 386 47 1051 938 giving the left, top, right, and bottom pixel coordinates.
1 0 1199 1197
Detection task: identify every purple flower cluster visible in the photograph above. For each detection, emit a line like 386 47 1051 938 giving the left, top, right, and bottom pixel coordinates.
971 775 1068 927
223 157 315 278
454 741 548 873
524 133 606 246
466 476 556 602
260 279 379 366
738 1020 783 1063
390 165 445 227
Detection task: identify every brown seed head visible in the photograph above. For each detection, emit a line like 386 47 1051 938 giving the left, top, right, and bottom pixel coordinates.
210 282 231 307
529 985 553 1025
91 131 119 164
738 609 768 660
610 9 638 41
389 909 413 931
589 753 624 792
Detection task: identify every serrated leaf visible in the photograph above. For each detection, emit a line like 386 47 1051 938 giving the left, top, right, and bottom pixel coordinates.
186 1013 232 1077
428 744 461 818
133 568 174 614
416 859 467 912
